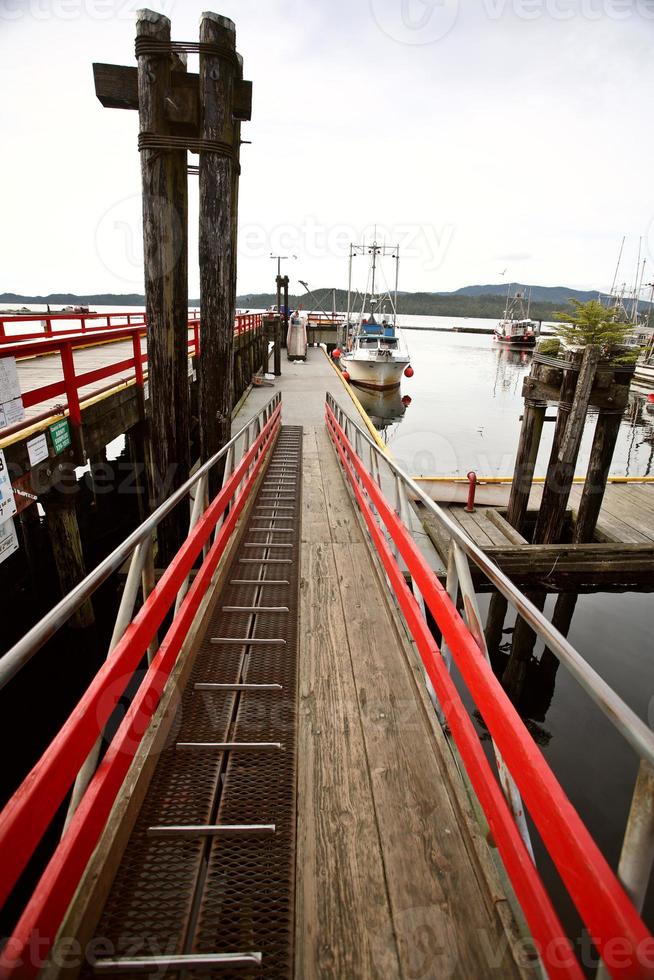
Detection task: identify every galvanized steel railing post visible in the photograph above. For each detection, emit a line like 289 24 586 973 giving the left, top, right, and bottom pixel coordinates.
451 540 535 862
62 538 151 831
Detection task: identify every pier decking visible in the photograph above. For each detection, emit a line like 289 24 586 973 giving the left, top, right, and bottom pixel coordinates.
24 349 530 978
2 343 653 980
421 482 654 591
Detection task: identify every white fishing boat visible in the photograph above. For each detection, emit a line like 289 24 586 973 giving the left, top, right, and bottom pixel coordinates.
494 288 538 347
340 241 412 390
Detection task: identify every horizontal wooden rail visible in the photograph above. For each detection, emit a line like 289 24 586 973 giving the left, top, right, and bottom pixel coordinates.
326 400 653 980
0 401 280 979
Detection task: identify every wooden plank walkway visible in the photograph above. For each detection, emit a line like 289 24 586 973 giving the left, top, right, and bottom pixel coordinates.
437 484 654 548
10 338 147 421
419 483 654 591
296 424 531 978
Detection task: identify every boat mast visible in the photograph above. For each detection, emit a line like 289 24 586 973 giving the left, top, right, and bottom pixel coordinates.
503 281 512 321
371 241 378 300
630 238 643 324
393 244 400 329
609 235 625 302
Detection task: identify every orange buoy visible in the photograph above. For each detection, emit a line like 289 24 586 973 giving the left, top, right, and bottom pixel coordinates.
332 348 341 359
402 395 412 407
648 393 654 403
404 365 414 378
342 370 350 381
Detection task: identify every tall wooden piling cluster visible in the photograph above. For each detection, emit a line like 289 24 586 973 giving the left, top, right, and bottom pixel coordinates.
487 345 635 699
94 9 253 559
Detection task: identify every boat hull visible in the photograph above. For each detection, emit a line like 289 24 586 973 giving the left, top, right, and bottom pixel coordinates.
493 333 537 347
341 354 408 390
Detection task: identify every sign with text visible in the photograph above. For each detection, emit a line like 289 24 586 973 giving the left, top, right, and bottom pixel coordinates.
27 433 49 467
0 357 24 431
0 518 18 566
49 419 71 455
0 449 17 524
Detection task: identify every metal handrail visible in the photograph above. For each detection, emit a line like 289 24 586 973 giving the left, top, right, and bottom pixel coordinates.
326 393 653 976
326 391 654 770
0 392 281 692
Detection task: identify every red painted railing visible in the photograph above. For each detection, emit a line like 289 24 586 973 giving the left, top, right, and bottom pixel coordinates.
325 399 653 980
0 310 259 342
0 313 263 439
0 398 281 979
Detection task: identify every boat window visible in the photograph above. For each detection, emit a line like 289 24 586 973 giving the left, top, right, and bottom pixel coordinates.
381 338 398 348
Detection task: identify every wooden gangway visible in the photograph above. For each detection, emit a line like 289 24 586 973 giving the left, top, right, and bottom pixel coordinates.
0 349 652 980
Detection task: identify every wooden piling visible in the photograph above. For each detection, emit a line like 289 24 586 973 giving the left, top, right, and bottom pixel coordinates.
533 346 599 544
573 409 624 543
136 9 190 563
506 400 547 534
486 397 546 654
45 493 95 629
198 13 237 493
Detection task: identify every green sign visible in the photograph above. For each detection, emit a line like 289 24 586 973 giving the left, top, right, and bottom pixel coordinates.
49 419 71 455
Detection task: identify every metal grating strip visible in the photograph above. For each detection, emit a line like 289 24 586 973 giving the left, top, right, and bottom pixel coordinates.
83 427 302 979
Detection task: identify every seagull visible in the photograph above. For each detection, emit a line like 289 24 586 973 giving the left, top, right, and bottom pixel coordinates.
499 268 507 276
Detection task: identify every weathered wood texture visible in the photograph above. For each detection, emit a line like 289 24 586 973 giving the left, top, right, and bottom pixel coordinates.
136 10 190 563
574 409 624 543
505 399 546 533
534 346 599 545
198 14 237 491
44 493 94 628
296 427 530 979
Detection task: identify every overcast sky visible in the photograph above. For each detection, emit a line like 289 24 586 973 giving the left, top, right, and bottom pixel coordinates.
1 0 653 298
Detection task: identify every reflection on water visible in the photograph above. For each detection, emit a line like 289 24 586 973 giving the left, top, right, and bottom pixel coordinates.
350 383 409 438
384 327 654 479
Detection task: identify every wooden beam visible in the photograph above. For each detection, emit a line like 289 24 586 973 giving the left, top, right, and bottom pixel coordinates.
93 63 250 122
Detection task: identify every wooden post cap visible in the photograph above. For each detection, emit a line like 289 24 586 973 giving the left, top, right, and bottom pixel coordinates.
200 12 235 32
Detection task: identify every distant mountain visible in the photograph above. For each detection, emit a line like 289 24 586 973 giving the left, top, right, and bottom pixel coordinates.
446 283 601 304
3 284 650 323
0 292 150 306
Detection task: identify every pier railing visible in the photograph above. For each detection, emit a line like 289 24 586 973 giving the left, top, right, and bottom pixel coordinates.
326 390 654 980
0 393 281 979
0 310 261 342
0 313 264 441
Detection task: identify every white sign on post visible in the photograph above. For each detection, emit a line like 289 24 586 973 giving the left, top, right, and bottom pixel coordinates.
0 357 24 431
0 518 18 565
27 433 49 467
0 449 17 524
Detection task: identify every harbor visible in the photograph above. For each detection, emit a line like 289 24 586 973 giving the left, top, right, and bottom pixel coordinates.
1 6 654 980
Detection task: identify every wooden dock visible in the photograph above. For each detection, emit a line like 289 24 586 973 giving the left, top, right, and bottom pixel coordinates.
420 483 654 592
295 420 529 977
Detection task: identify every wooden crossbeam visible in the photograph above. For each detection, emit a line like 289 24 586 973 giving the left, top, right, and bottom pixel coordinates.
92 62 252 123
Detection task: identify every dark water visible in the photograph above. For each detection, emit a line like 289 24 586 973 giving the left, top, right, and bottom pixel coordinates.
357 322 654 948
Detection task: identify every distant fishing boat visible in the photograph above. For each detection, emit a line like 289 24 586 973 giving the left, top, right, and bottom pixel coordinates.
494 288 538 347
340 241 412 390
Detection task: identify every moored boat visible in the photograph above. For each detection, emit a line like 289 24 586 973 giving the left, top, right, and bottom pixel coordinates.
494 288 539 347
340 240 412 390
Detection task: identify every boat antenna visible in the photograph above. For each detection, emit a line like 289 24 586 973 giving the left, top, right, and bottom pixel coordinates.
370 240 379 299
609 235 625 302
